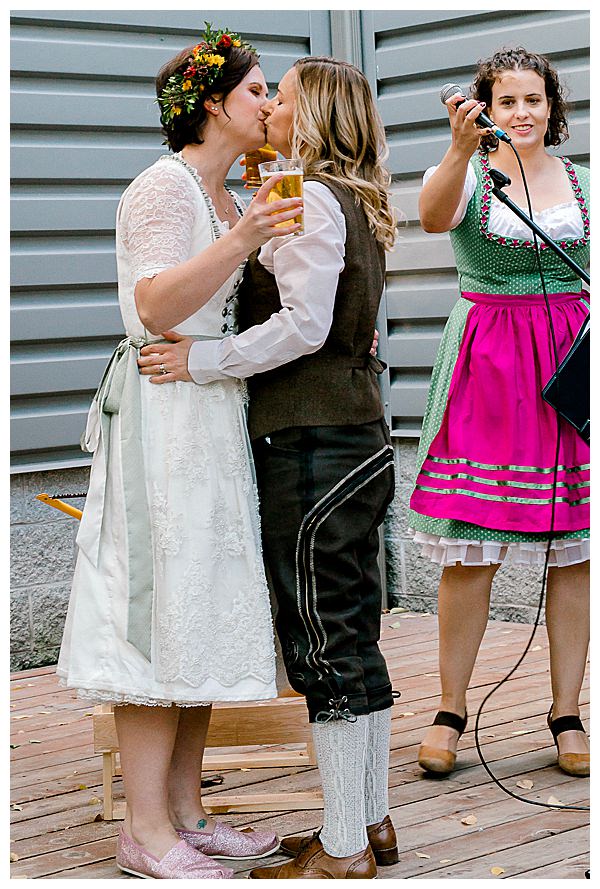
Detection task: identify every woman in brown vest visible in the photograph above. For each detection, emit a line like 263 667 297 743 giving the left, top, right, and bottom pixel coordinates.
144 57 399 880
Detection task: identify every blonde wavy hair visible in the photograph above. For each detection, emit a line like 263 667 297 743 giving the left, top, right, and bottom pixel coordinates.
291 57 396 251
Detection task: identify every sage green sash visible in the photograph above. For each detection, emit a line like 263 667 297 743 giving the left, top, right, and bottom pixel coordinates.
77 333 220 661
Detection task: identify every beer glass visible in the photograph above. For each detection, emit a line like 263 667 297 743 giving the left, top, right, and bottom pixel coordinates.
244 143 278 188
258 159 304 234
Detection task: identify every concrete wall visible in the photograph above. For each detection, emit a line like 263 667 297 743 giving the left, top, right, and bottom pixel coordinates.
10 445 547 671
10 470 88 670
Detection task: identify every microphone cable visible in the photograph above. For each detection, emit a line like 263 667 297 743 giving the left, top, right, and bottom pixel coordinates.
471 140 590 812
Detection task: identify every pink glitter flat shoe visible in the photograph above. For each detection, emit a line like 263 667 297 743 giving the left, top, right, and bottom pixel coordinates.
177 822 280 860
116 828 234 878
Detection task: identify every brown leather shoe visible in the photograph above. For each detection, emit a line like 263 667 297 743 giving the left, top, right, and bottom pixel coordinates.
366 815 399 865
249 834 377 879
280 816 398 867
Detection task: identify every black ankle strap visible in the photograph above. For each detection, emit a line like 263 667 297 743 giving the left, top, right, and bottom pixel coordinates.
548 713 585 739
432 709 468 735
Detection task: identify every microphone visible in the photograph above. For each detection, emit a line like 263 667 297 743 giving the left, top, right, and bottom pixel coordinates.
440 83 511 143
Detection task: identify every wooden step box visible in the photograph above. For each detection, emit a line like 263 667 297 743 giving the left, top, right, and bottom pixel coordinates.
93 695 322 820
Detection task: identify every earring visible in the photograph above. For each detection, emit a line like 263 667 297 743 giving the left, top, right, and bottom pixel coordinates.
211 106 218 111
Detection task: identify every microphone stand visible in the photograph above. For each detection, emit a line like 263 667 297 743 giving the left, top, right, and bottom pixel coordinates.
489 168 589 443
489 168 590 285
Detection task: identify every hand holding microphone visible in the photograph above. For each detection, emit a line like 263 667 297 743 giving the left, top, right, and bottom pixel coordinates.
440 83 511 154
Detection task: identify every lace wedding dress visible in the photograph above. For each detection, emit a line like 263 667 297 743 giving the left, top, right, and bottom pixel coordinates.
57 154 277 706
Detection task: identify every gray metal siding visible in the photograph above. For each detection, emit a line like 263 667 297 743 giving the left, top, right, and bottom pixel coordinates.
11 9 590 468
363 8 590 436
10 10 332 472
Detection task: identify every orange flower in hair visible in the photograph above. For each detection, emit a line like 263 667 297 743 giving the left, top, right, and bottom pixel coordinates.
157 22 256 127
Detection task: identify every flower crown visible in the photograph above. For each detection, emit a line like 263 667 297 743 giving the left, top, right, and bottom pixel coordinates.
158 23 257 126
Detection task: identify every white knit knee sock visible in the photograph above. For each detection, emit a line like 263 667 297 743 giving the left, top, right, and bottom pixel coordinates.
311 715 369 858
365 707 392 825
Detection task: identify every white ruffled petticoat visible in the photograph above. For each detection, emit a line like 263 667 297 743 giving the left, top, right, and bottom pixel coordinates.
410 530 590 568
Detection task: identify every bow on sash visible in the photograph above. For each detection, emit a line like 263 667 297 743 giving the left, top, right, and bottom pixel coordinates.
77 336 154 660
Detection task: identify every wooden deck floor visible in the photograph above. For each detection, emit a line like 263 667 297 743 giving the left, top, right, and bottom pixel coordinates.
10 613 589 879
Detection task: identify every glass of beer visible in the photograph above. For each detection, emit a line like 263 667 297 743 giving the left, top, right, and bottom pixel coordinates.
244 143 278 188
258 159 304 234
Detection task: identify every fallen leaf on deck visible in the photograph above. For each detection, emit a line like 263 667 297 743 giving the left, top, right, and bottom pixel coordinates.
490 866 505 876
77 784 88 790
10 745 19 750
390 621 403 629
461 814 478 826
12 715 31 720
512 730 535 736
93 813 103 822
440 859 453 864
241 768 251 771
87 796 101 806
401 712 415 717
415 852 431 859
10 853 19 862
531 645 542 651
516 779 534 790
424 673 439 678
29 740 42 744
11 805 23 811
390 606 409 614
532 829 558 837
547 795 563 806
38 710 53 715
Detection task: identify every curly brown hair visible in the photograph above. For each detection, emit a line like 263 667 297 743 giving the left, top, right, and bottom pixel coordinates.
156 43 260 152
470 46 570 151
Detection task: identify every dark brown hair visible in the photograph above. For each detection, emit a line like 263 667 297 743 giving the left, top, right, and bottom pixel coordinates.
156 44 260 152
471 46 569 151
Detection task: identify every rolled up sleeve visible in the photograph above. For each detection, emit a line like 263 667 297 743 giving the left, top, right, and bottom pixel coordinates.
188 181 346 383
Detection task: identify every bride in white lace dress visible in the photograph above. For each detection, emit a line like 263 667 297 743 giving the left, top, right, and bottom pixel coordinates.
56 29 302 878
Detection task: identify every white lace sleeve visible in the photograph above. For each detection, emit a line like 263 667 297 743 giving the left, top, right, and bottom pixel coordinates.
120 161 198 284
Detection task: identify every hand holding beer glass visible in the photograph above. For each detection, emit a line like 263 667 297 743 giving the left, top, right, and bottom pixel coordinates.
243 143 278 188
258 159 304 235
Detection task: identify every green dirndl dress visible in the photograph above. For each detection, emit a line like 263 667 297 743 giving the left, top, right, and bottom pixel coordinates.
407 149 590 567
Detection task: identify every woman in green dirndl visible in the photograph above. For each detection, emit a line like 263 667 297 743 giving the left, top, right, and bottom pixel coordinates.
409 48 590 778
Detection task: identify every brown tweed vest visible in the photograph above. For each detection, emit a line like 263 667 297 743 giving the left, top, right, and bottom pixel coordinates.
238 175 387 441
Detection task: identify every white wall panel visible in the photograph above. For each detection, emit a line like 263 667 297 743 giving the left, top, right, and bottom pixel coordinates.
362 8 589 436
10 10 332 471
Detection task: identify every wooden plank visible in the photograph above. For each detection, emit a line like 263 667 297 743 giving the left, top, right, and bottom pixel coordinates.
9 614 589 880
515 852 590 879
406 825 590 880
10 665 56 680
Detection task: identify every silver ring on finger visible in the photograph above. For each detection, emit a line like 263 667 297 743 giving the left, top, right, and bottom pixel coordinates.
159 363 167 375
